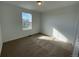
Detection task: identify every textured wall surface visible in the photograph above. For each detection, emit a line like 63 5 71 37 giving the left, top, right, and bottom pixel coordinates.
1 2 41 42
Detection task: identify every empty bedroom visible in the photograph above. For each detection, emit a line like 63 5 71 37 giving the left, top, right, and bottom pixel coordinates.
0 1 79 57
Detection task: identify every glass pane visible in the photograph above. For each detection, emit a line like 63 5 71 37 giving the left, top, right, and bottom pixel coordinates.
22 12 32 30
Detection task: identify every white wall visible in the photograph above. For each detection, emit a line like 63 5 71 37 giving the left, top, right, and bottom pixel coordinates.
1 2 41 42
0 24 2 55
41 4 78 45
0 2 2 55
72 4 79 57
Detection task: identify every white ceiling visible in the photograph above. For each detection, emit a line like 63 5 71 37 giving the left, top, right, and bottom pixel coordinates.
3 1 79 12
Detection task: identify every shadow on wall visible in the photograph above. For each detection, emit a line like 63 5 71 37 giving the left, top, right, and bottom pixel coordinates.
36 27 73 52
39 27 69 43
52 28 68 43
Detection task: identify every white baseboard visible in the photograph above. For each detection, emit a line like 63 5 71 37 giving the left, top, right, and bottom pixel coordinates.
3 32 40 43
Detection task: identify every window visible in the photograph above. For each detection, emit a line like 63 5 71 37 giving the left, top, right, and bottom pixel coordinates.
22 12 32 30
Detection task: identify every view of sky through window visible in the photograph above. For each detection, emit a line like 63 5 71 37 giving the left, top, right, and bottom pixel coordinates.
22 12 32 30
22 12 32 22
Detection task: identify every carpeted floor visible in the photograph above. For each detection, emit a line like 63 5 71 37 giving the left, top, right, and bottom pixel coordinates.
1 33 73 57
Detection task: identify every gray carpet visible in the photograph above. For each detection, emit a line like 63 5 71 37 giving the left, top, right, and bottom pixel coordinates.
1 33 73 57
